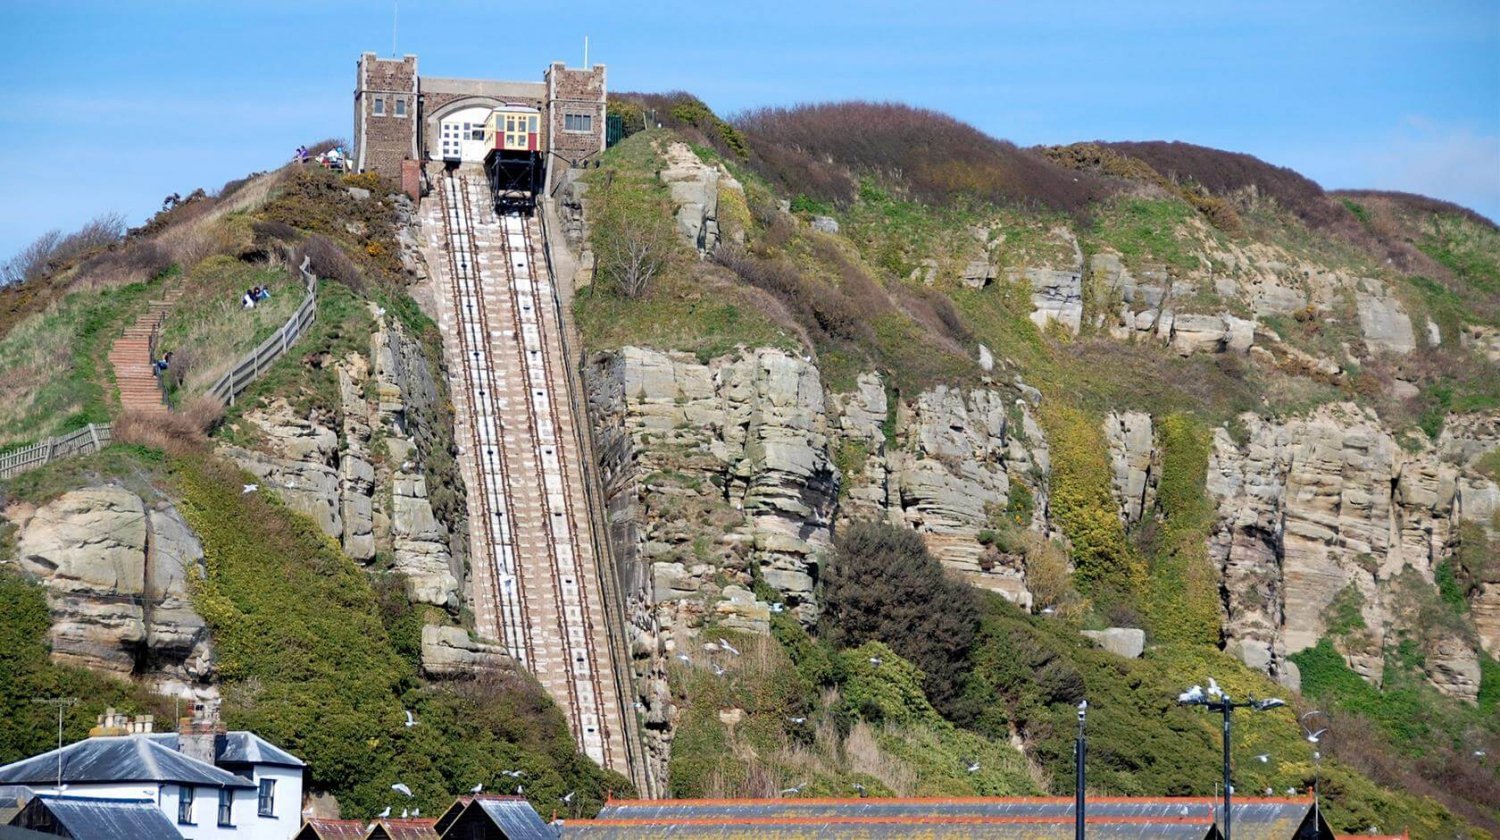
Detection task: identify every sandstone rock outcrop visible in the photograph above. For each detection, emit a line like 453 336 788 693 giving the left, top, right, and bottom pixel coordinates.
659 142 744 255
420 624 514 678
5 487 212 691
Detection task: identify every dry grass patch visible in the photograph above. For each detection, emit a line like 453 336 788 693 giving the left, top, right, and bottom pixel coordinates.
157 256 304 397
112 398 223 456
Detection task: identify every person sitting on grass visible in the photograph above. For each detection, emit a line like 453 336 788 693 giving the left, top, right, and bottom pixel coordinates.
242 287 257 309
254 285 270 302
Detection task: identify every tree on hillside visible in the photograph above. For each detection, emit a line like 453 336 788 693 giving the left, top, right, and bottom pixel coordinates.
820 522 980 717
590 173 676 299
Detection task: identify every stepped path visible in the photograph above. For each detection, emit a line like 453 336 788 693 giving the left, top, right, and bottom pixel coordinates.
108 290 181 414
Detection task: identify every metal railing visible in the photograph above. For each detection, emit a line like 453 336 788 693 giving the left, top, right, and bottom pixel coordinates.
205 257 317 406
0 424 113 479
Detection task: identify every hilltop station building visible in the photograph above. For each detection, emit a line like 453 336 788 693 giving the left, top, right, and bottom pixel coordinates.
351 53 607 199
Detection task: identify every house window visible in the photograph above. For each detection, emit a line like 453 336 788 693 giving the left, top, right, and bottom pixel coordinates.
258 779 276 817
395 98 407 117
177 786 195 824
564 113 593 133
374 97 385 116
217 789 234 827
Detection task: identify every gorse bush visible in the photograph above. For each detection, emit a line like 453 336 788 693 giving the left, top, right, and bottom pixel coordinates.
1038 403 1142 598
820 522 979 718
734 102 1119 213
1141 415 1222 645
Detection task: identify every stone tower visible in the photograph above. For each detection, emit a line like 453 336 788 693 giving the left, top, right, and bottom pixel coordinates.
543 62 607 193
353 53 419 180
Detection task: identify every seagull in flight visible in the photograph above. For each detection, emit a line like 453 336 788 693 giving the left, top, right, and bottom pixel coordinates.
1206 678 1223 699
769 603 785 613
1306 728 1327 744
711 662 726 677
675 653 691 664
501 770 526 779
868 656 883 666
404 710 417 727
1178 685 1205 704
787 716 806 725
562 791 575 804
965 760 981 773
242 483 258 494
391 783 413 797
851 782 867 795
719 639 741 656
779 783 806 796
1254 754 1271 763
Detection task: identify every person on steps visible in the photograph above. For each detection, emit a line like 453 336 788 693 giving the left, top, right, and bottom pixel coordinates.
153 351 172 374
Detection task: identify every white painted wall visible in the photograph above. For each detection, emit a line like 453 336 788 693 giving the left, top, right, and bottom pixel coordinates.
439 106 496 162
29 767 302 840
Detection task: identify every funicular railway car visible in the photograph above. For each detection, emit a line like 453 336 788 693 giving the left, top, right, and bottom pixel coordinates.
483 104 544 212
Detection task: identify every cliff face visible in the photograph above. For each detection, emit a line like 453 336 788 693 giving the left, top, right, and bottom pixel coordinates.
4 487 212 694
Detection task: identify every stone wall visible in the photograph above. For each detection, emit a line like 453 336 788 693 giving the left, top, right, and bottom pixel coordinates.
355 53 418 180
546 63 607 188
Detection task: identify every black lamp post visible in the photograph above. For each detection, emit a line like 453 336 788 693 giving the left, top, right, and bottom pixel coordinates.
1178 685 1284 840
1075 700 1087 840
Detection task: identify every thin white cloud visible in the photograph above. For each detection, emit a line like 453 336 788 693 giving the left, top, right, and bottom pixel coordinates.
1354 116 1500 218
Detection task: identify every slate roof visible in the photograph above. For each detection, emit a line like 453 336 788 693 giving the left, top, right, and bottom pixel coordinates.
562 814 1222 839
443 796 553 840
0 785 31 826
146 731 306 768
14 795 183 840
0 735 255 789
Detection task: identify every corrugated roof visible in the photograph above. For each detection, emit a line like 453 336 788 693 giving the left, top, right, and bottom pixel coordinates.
0 824 60 840
16 794 183 840
146 731 306 767
562 814 1219 839
474 797 554 840
0 784 32 826
592 797 1316 840
296 817 371 840
0 735 255 789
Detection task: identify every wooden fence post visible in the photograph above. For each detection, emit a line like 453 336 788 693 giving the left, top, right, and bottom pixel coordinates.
87 423 101 452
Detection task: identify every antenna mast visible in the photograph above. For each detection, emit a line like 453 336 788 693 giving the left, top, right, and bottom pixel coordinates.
32 697 79 789
584 34 589 68
392 0 399 57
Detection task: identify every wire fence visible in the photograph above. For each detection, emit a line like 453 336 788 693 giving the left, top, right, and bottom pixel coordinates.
0 424 114 479
205 257 317 406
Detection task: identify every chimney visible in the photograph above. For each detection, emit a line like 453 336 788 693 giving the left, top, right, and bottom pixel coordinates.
178 700 224 766
89 708 155 738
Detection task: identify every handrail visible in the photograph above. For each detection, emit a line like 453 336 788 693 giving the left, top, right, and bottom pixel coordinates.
0 423 114 479
206 257 317 406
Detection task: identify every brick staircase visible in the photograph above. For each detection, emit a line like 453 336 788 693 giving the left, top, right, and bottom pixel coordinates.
108 291 181 415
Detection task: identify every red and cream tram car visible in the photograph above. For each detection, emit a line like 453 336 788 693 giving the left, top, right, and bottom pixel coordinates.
483 105 544 211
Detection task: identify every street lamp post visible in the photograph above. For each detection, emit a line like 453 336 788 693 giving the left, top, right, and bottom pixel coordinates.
1178 683 1284 840
1300 711 1328 826
1075 700 1087 840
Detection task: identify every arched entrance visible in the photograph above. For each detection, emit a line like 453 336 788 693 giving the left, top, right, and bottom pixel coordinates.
436 105 495 162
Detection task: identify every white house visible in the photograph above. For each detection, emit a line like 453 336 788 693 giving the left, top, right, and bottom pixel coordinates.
0 706 304 840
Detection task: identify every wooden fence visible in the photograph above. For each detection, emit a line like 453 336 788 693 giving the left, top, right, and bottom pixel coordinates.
206 257 317 405
0 423 114 479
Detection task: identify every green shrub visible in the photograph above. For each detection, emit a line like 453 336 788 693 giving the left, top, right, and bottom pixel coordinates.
821 522 979 717
1038 403 1143 596
1142 414 1221 646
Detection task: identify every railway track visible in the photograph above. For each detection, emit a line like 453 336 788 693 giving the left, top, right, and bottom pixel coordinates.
429 169 628 777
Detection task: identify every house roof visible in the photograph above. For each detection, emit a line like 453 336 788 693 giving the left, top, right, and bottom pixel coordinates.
295 818 371 840
587 797 1320 840
0 735 255 789
444 796 553 840
145 731 306 768
15 795 183 840
368 818 441 840
0 785 32 826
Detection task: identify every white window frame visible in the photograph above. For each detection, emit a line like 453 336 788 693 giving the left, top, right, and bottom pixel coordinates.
564 112 593 133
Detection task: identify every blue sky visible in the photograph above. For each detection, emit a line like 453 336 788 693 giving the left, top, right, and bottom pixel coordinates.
1 0 1497 258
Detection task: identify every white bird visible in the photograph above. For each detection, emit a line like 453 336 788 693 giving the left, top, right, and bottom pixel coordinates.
562 791 575 804
392 783 413 797
720 639 741 656
470 783 483 794
401 808 409 818
851 783 867 794
1040 607 1056 615
404 710 417 727
377 806 391 818
1306 728 1327 744
1474 750 1487 757
1254 754 1271 763
1178 685 1205 704
1206 678 1223 699
769 603 785 613
965 761 981 773
675 653 691 664
787 716 806 725
412 809 419 817
242 483 258 494
1077 700 1087 712
711 663 726 677
1265 787 1274 796
502 770 526 778
1285 787 1299 796
375 307 387 317
779 784 806 796
869 657 883 666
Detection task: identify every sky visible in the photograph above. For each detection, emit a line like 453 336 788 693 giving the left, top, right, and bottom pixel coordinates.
1 0 1497 258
